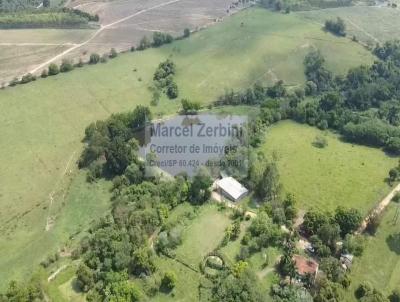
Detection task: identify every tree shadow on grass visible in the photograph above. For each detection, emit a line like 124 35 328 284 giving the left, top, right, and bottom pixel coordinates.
386 233 400 255
71 278 84 294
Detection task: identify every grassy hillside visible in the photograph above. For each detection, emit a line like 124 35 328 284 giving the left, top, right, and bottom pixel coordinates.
0 171 111 289
262 121 396 215
0 8 374 288
343 203 400 301
297 6 400 45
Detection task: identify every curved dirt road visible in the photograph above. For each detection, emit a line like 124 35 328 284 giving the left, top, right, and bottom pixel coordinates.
29 0 182 75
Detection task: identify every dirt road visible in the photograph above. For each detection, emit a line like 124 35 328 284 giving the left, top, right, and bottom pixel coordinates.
29 0 182 75
357 182 400 233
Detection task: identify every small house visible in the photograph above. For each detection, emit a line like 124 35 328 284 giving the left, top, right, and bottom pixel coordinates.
293 254 319 281
215 177 248 202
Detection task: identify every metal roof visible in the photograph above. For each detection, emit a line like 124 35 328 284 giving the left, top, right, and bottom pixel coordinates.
216 177 248 201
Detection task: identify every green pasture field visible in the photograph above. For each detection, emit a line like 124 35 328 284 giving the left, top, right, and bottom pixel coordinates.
261 120 397 215
46 264 86 302
174 204 231 269
150 256 203 302
343 203 400 301
0 7 374 288
0 171 111 289
297 6 400 45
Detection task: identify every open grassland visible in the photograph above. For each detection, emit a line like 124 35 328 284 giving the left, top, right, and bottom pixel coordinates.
151 257 203 302
262 121 397 215
174 204 231 269
46 264 86 302
0 8 374 288
297 5 400 45
0 171 111 289
343 203 400 301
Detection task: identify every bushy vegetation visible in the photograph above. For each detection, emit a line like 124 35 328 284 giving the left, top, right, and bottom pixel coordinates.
0 8 98 29
324 17 346 36
289 43 400 154
0 0 42 12
181 98 201 114
78 105 151 177
40 105 217 301
152 32 174 47
0 274 43 301
210 268 265 302
152 59 179 100
259 0 352 12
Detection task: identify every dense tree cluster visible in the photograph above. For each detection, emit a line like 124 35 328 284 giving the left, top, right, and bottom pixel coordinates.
210 268 265 302
355 282 389 302
0 274 43 302
259 0 352 12
241 212 282 255
73 177 190 300
303 207 362 238
78 105 151 179
301 206 363 274
290 43 400 154
152 59 179 100
181 98 201 114
271 284 313 302
71 106 217 300
137 29 190 51
152 32 174 47
215 81 288 107
324 17 346 36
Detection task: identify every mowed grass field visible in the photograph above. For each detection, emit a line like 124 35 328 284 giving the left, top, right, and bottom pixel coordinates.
262 121 397 215
297 6 400 45
0 8 374 288
343 203 400 301
174 204 231 269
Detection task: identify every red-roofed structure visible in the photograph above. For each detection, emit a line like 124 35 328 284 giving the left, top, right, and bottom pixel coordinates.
293 254 319 279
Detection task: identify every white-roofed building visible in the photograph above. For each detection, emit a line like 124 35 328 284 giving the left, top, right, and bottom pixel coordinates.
216 177 248 202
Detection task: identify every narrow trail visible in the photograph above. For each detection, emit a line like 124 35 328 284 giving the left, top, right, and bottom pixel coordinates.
45 150 77 231
47 265 67 282
343 17 381 44
357 182 400 234
29 0 182 75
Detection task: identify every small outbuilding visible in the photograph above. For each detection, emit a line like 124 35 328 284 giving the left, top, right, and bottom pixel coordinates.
215 177 248 202
293 255 319 280
340 254 354 270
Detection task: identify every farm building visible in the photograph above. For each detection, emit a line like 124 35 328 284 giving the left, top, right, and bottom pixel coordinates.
340 254 354 270
215 177 248 202
293 255 319 280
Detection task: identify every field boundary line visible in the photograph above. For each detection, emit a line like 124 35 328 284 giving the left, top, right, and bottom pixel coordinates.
343 17 381 44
